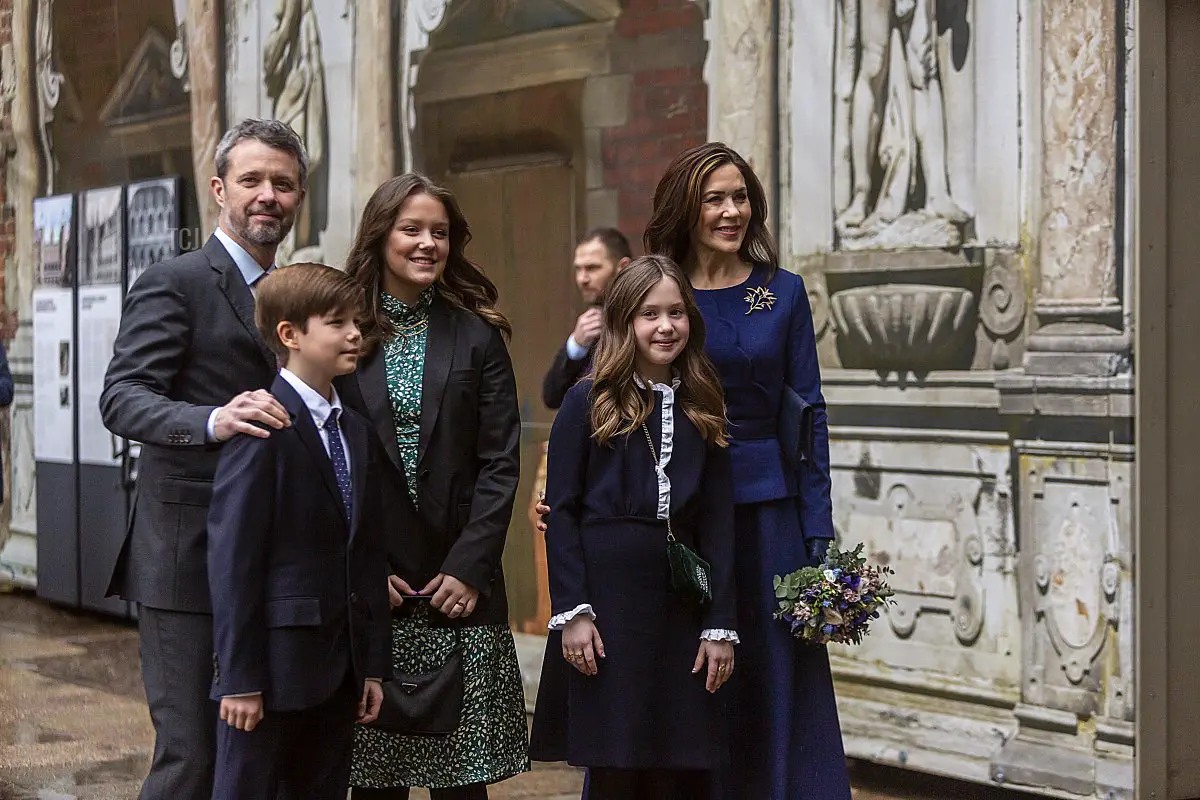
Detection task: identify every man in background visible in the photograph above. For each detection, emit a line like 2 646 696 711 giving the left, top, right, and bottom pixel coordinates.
541 228 632 409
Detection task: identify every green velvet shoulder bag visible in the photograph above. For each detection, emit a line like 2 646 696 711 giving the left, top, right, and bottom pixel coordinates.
641 422 712 607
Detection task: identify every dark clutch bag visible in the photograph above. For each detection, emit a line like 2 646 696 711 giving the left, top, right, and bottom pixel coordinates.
779 384 815 469
369 626 463 737
667 539 713 607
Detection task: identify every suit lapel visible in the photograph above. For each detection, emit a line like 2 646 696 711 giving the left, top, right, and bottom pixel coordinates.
274 377 344 515
357 346 405 475
205 235 276 368
418 298 457 466
344 411 369 544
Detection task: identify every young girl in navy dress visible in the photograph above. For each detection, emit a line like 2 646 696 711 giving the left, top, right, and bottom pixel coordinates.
529 255 738 800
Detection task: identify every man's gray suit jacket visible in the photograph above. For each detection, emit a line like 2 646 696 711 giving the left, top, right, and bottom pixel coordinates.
100 234 277 613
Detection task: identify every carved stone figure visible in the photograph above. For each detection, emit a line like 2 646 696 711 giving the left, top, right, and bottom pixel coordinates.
834 0 970 250
263 0 329 262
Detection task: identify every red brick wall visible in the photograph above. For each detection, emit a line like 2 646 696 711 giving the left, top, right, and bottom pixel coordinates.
604 0 708 252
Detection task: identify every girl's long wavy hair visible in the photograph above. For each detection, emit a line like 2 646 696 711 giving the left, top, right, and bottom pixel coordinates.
589 255 728 447
344 173 511 355
643 142 778 279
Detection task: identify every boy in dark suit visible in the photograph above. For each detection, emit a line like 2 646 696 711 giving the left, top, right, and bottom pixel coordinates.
206 263 389 800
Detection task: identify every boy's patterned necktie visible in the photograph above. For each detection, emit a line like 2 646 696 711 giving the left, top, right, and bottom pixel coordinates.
324 408 352 521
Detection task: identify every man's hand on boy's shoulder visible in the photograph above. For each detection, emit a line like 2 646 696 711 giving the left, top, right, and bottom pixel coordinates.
211 389 290 442
219 694 265 732
358 679 383 725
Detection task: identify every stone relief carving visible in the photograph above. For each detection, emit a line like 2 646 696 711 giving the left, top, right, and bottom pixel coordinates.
34 0 64 194
978 257 1026 369
806 275 832 342
264 0 329 263
833 0 971 251
398 0 454 170
170 27 189 85
1022 458 1129 720
1 43 16 112
848 468 992 647
170 0 189 85
1032 495 1117 690
830 283 975 371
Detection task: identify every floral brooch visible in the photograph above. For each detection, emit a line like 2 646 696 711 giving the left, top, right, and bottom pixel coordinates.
744 286 777 315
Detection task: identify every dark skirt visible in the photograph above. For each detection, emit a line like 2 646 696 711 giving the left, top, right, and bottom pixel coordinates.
530 517 723 771
715 498 852 800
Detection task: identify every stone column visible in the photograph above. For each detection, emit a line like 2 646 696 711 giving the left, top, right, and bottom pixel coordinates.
1024 0 1128 377
0 0 41 584
186 0 223 233
695 0 776 213
353 0 394 218
991 3 1135 796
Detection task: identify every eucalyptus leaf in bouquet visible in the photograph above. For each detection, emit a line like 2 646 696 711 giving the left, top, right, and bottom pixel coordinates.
773 543 895 646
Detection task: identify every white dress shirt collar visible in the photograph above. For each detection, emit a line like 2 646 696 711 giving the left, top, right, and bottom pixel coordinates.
278 367 343 430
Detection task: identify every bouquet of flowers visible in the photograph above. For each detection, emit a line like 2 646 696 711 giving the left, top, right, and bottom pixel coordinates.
773 543 895 646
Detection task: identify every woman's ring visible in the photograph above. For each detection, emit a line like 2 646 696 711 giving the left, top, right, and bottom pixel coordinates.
718 665 726 673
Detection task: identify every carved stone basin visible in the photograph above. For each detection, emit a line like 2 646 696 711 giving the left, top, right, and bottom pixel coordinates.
830 284 976 371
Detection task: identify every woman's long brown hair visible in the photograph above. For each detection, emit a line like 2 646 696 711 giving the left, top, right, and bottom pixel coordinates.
643 142 778 278
589 255 728 447
344 173 511 354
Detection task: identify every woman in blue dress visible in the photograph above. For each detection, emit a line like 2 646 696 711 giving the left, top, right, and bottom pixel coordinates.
644 142 853 800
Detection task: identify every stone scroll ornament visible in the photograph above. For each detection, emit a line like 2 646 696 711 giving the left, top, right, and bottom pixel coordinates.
833 0 971 251
398 0 453 171
978 261 1027 370
35 0 65 194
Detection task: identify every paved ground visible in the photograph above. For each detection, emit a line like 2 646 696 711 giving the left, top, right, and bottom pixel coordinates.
0 586 1038 799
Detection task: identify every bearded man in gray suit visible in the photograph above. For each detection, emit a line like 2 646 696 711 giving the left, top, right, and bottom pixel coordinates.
101 118 307 800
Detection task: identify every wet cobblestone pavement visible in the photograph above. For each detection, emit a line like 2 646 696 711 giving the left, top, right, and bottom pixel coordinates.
0 588 1037 799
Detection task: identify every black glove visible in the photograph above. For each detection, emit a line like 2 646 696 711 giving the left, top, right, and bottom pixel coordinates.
806 538 831 564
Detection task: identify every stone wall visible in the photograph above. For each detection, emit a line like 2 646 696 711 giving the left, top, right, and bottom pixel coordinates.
696 0 1136 796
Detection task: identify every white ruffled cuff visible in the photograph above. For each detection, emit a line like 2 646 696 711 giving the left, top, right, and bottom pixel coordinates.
700 629 740 643
548 604 596 631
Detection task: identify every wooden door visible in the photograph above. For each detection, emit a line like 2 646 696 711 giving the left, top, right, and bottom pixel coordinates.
443 157 576 632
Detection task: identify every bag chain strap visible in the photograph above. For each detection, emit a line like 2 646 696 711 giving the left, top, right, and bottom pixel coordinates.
640 422 677 544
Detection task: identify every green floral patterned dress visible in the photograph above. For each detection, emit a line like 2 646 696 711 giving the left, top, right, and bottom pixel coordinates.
350 289 530 790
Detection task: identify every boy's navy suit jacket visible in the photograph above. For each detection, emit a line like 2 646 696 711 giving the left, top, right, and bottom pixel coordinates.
206 373 390 712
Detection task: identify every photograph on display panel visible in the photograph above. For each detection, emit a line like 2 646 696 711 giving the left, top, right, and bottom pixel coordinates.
126 177 182 287
80 186 125 287
34 194 75 289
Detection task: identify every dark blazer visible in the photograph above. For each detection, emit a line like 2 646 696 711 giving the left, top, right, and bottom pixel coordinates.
100 235 278 612
541 341 592 410
338 296 521 628
206 374 390 711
